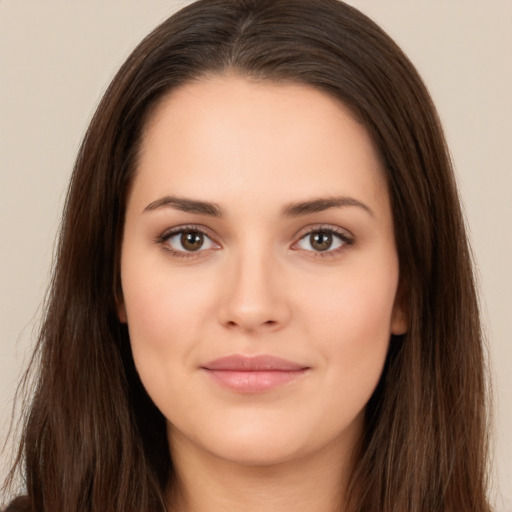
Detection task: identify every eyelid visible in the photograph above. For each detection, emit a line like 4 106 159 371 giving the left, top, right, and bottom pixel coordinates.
291 224 354 256
155 223 353 259
155 224 221 257
292 223 354 241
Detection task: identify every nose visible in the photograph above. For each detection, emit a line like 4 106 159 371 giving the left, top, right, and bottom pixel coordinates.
217 248 291 333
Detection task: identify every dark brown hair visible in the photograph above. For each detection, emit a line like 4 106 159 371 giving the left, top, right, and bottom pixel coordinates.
2 0 491 510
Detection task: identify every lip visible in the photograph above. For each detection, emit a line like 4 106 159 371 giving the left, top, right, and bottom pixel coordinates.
201 354 310 393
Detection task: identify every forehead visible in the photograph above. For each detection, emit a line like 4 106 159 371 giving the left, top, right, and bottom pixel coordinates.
133 74 389 215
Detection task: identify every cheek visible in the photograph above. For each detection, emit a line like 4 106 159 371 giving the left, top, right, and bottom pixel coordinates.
303 259 398 342
120 259 222 394
122 252 211 333
299 256 398 394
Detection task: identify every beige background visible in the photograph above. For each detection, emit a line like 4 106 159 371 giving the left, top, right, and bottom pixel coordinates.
1 0 511 508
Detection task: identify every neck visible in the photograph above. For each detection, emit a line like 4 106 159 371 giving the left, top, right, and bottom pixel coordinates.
166 431 358 512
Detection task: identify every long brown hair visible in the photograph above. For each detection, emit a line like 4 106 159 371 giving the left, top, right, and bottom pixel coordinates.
2 0 491 510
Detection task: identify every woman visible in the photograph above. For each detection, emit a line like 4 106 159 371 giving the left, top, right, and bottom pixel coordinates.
2 0 492 510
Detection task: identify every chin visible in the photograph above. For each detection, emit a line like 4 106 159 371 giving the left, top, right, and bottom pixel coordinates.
168 408 362 470
209 431 307 467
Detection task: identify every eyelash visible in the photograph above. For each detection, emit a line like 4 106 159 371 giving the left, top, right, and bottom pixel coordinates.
293 225 354 258
156 224 218 259
155 224 354 259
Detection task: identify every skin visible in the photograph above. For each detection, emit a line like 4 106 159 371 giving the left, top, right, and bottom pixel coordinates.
119 75 407 512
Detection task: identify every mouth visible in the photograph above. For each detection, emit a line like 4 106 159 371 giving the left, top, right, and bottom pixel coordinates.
200 354 310 393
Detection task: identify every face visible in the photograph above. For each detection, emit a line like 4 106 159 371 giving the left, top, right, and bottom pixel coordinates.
119 75 406 469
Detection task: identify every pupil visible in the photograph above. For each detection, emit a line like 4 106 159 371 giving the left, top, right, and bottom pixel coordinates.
311 232 332 251
181 231 203 251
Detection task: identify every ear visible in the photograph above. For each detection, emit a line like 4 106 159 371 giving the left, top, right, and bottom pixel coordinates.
390 282 408 335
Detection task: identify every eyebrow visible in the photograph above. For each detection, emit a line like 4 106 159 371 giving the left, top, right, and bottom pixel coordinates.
143 195 223 216
282 196 374 218
143 194 374 218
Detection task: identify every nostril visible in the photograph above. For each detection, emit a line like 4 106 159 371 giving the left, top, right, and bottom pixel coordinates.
223 318 280 330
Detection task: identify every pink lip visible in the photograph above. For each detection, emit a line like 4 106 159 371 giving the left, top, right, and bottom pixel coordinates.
201 355 310 393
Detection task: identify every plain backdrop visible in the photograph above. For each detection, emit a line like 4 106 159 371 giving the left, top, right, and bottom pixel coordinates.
1 1 511 509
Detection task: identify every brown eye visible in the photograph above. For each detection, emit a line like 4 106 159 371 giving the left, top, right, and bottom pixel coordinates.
310 231 333 251
162 228 218 255
295 228 348 254
181 230 204 251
